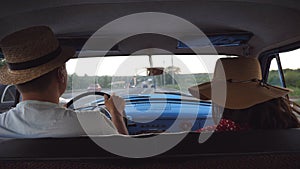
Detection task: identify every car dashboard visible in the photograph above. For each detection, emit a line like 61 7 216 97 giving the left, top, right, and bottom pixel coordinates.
90 93 213 135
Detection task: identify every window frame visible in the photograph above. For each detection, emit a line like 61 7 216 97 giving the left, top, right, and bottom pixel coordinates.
1 85 16 104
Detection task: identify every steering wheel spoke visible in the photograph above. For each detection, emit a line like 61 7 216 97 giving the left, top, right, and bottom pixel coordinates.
66 91 110 108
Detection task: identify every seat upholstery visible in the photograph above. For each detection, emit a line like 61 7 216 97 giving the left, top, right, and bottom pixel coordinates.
0 129 299 169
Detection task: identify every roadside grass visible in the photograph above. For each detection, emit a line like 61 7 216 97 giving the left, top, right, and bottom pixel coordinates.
289 87 300 104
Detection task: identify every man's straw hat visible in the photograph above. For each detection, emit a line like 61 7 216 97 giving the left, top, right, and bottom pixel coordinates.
0 26 75 85
188 57 291 109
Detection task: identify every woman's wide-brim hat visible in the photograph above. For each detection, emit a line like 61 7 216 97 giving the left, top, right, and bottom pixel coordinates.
188 57 291 109
0 26 75 85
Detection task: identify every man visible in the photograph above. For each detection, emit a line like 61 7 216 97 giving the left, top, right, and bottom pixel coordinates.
0 26 128 137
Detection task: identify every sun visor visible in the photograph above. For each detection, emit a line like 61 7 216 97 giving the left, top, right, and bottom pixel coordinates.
177 32 253 48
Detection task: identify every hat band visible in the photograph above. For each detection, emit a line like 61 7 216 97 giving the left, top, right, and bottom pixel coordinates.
227 78 270 89
7 47 62 70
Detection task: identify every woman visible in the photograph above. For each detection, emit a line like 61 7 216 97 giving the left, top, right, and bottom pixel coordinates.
188 57 300 132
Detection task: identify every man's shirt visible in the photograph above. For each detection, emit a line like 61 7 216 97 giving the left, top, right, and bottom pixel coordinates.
0 100 118 138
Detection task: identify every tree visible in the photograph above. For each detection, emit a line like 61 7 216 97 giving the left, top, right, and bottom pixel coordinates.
165 66 181 85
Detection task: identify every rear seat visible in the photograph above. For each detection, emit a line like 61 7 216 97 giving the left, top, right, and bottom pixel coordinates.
0 129 299 168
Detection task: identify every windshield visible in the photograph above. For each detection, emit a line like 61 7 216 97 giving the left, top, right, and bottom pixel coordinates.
64 55 231 99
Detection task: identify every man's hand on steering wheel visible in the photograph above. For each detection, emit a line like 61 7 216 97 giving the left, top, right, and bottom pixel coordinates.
104 94 128 135
104 94 125 118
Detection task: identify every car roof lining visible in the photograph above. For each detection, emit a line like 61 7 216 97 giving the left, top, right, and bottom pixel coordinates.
0 0 300 57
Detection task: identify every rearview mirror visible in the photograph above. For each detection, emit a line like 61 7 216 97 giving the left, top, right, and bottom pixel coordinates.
146 67 164 76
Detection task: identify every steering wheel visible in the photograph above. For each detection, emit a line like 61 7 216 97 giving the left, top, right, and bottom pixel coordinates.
66 91 110 108
66 91 127 126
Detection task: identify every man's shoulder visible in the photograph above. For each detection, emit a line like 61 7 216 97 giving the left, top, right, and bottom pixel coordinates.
73 109 104 117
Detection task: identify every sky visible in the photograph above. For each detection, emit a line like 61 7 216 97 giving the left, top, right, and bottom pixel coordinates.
66 49 300 76
66 55 221 76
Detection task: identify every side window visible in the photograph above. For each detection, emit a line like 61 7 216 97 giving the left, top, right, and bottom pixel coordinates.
268 49 300 104
1 85 16 103
267 58 282 87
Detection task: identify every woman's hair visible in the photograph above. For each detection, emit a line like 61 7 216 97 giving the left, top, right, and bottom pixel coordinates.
213 97 300 129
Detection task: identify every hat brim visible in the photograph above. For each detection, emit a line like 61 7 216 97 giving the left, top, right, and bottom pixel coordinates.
0 46 75 85
188 81 291 109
